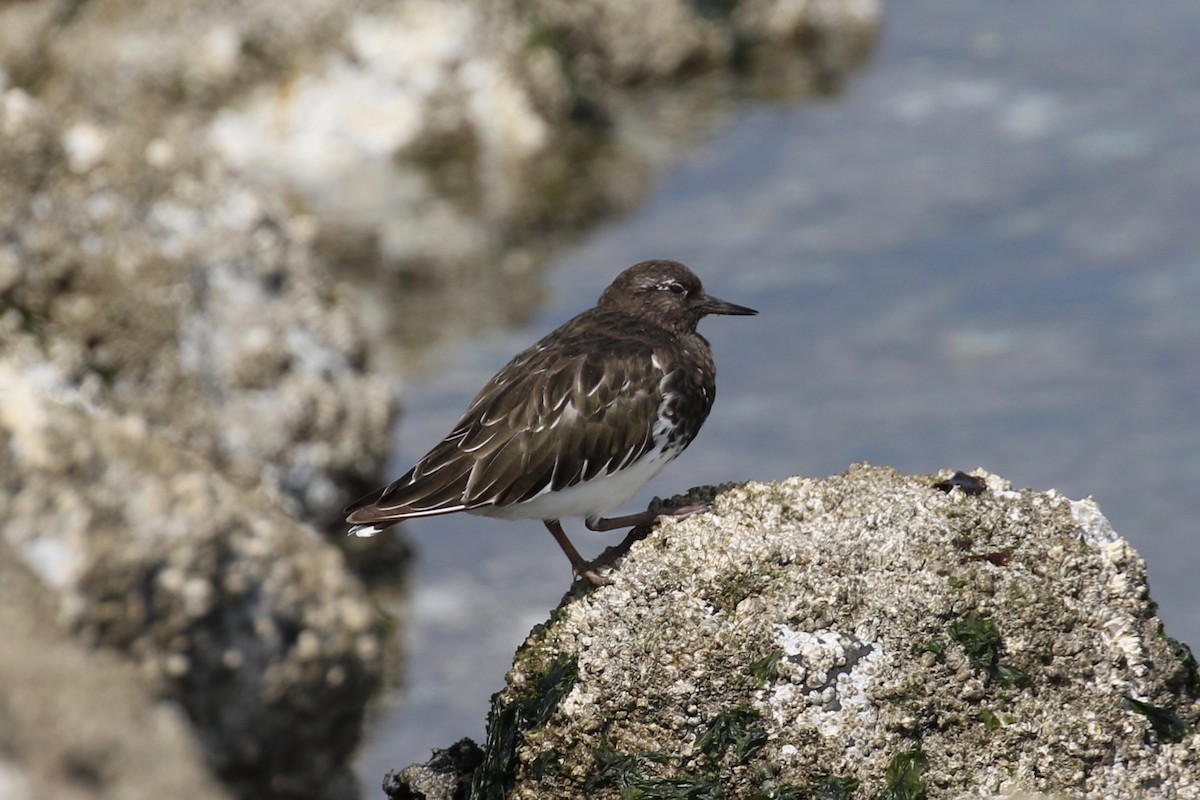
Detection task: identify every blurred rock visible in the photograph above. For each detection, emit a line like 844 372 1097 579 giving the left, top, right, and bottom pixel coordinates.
422 467 1199 798
206 0 879 244
0 84 394 526
202 0 880 358
0 0 878 515
0 537 231 800
0 337 386 800
3 2 402 791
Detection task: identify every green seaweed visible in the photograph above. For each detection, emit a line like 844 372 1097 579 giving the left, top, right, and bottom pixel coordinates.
750 648 784 686
586 738 721 799
878 745 927 800
810 775 861 800
583 705 775 798
1128 697 1193 744
530 748 566 779
746 786 807 800
1166 636 1200 696
696 705 768 765
711 570 770 613
470 654 578 800
948 611 1031 688
920 635 947 659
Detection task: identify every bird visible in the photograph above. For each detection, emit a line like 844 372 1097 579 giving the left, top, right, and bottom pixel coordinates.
344 259 756 585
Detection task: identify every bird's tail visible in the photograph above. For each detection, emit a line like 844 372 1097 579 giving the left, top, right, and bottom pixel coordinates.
347 522 390 538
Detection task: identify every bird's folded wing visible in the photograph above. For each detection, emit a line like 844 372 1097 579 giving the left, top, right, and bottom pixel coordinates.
345 334 665 522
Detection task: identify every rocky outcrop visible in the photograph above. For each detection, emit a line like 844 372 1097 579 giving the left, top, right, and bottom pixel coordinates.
3 3 403 796
207 0 880 258
0 86 395 526
395 467 1199 799
0 339 385 800
0 536 231 800
1 63 393 792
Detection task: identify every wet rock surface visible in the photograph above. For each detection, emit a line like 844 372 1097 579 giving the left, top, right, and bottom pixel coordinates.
382 739 483 800
402 466 1198 799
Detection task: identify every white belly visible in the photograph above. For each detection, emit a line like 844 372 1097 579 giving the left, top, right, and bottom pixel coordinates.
471 446 679 523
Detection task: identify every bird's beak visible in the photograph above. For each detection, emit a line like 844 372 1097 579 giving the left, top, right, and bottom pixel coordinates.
700 293 758 316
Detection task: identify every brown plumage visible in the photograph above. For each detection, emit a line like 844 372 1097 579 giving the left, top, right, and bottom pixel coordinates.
345 259 756 585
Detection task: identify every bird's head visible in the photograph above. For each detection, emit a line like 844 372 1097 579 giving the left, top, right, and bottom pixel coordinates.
598 259 757 333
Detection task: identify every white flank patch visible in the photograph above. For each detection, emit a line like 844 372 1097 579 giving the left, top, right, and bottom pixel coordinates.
476 442 679 522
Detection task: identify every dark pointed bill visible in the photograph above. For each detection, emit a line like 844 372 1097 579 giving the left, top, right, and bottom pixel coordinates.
701 293 758 316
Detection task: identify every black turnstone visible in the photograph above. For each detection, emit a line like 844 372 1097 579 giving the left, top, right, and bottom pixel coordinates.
345 259 756 585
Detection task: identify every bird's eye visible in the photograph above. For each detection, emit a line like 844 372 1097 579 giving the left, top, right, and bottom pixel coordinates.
665 282 686 295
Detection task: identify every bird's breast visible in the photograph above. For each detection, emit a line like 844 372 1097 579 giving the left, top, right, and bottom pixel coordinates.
654 350 716 453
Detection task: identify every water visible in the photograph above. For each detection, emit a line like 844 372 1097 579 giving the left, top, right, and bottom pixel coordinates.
356 0 1200 788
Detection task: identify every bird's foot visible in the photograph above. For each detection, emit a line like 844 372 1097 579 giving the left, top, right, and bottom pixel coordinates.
575 563 614 587
645 495 710 520
546 519 616 587
581 497 711 578
557 498 712 587
585 496 711 532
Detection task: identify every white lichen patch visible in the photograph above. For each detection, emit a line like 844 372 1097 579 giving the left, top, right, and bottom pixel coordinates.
762 626 884 740
208 1 549 266
1071 497 1120 549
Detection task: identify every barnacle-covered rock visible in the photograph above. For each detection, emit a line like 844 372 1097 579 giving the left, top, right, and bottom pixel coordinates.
417 466 1199 799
